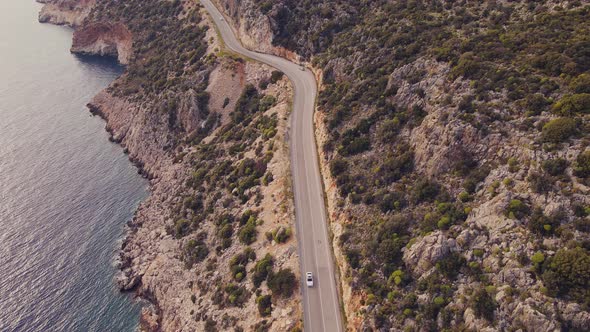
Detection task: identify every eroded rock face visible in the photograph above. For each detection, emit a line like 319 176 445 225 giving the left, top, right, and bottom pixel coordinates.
71 22 132 65
38 0 95 27
512 302 559 332
561 303 590 330
403 231 456 276
214 0 300 61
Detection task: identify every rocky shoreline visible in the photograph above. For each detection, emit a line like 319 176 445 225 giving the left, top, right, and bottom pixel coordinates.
37 0 95 27
37 0 590 330
39 0 304 330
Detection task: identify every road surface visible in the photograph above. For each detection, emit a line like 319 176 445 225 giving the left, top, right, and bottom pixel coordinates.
200 0 344 331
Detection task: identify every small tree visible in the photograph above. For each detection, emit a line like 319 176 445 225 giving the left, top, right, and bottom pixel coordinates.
574 151 590 178
470 287 497 322
541 118 578 143
505 199 530 220
267 268 297 298
256 295 272 316
542 247 590 304
251 254 274 287
238 218 257 244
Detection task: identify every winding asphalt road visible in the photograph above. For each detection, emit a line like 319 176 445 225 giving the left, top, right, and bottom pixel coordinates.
200 0 344 331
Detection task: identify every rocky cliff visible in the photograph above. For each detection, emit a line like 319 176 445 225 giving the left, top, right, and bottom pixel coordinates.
40 0 303 330
212 0 300 62
71 22 132 64
38 0 95 27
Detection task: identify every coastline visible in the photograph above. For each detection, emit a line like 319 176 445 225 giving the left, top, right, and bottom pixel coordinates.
37 0 303 330
31 0 590 331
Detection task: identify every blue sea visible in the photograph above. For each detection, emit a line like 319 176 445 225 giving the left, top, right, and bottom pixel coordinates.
0 1 147 331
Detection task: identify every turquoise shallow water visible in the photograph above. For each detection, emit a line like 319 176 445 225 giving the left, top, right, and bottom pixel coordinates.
0 1 147 331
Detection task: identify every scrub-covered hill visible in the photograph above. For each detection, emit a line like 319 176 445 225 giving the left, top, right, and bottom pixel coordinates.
216 0 590 330
39 0 303 330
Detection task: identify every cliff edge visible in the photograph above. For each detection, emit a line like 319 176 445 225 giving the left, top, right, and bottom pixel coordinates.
39 0 303 330
38 0 95 27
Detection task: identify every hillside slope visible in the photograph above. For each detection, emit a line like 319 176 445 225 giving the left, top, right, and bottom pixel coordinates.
215 0 590 330
39 0 303 330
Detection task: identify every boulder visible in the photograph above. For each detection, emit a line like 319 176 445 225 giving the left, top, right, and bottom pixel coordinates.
403 231 456 276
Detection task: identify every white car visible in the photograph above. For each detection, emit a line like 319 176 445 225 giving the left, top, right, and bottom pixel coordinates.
306 272 314 287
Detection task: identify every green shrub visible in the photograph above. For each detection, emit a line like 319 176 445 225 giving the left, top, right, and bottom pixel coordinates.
412 179 441 203
507 157 520 173
470 287 497 322
451 52 481 79
541 118 578 143
232 267 246 282
388 269 406 286
272 226 292 243
270 70 284 84
542 247 590 304
473 249 484 257
267 268 297 298
572 203 589 218
453 152 478 176
339 136 370 156
528 208 562 236
183 196 203 211
232 85 262 124
531 251 545 272
528 172 553 194
524 93 550 116
552 93 590 115
433 296 445 306
256 295 272 316
217 223 233 240
344 248 361 269
573 151 590 178
224 284 251 307
252 254 274 287
259 95 277 112
463 166 491 194
574 218 590 233
229 248 256 281
240 210 257 225
542 158 568 176
437 252 465 279
183 237 209 268
570 73 590 94
174 218 191 238
377 150 414 184
372 216 410 275
505 199 530 220
458 191 471 202
437 216 452 230
377 118 401 142
238 218 258 244
329 158 348 176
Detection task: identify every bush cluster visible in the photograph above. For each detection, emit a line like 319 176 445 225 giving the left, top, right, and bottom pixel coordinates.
267 268 297 298
542 247 590 305
251 254 274 288
541 118 578 143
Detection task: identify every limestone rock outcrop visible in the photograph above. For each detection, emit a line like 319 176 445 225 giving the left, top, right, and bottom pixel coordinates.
38 0 95 27
403 231 456 276
71 22 132 65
